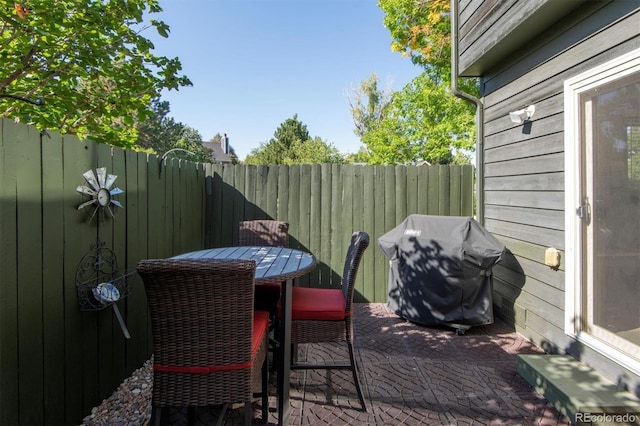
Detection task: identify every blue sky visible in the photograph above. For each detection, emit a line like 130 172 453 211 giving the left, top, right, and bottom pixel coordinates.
145 0 422 160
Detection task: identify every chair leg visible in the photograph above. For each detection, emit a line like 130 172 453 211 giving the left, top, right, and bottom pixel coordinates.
270 313 280 372
149 405 161 426
347 340 368 412
151 406 191 426
187 406 197 424
244 402 253 426
261 354 269 422
215 404 228 426
290 343 300 365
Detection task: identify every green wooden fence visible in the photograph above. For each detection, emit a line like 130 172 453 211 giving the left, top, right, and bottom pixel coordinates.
0 120 205 425
0 119 474 425
203 163 475 303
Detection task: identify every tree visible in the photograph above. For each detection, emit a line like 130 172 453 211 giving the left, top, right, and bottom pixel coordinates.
351 0 478 165
245 115 310 164
244 140 283 165
136 99 184 154
362 73 475 165
380 0 451 78
345 147 373 164
347 73 393 139
173 126 213 163
136 98 212 163
284 137 345 165
245 114 307 164
379 0 478 95
245 115 344 165
271 114 311 158
0 0 191 147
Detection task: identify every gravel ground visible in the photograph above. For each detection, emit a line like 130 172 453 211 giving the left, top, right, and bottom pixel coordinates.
79 357 259 426
81 358 153 426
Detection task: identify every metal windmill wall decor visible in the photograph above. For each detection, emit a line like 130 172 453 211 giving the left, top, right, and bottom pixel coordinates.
76 167 124 223
75 166 134 339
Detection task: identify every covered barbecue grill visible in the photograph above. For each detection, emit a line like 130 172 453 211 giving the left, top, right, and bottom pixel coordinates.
378 215 505 334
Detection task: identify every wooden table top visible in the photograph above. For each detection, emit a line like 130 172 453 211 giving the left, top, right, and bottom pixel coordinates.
173 246 317 284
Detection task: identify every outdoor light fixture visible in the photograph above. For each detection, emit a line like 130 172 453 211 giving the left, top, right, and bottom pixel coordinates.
509 104 536 124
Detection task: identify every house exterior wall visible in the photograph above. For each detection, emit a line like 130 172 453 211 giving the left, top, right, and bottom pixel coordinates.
458 0 583 77
457 0 640 395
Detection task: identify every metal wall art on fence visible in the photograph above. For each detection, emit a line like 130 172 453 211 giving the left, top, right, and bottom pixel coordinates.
76 167 124 223
75 239 135 338
75 166 133 338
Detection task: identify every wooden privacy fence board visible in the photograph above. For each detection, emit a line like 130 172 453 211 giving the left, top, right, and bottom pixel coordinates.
4 126 40 424
362 166 376 301
41 129 66 426
330 163 343 289
15 123 45 426
0 121 19 425
373 166 388 302
1 120 473 425
62 134 98 424
93 142 114 407
309 164 322 286
0 120 19 426
124 149 149 376
109 146 127 395
319 164 333 290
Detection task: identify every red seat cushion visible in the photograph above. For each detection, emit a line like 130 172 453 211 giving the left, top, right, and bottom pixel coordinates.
252 310 270 357
288 287 347 320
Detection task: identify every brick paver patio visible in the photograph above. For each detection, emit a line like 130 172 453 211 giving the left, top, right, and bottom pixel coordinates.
198 303 570 425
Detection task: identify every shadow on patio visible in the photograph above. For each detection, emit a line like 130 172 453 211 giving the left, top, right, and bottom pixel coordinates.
213 303 570 425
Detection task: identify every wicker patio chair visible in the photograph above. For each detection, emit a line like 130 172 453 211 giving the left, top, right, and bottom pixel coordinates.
137 258 269 426
238 220 289 314
284 231 369 412
238 219 289 248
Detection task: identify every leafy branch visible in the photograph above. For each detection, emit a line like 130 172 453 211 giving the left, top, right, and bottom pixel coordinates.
0 0 191 148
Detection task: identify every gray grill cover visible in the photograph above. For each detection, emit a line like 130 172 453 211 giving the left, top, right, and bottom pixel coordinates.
378 215 505 327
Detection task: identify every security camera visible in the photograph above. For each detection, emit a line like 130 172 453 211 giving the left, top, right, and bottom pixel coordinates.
509 105 535 124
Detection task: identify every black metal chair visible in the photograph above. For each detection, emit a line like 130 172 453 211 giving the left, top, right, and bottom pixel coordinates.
284 231 369 411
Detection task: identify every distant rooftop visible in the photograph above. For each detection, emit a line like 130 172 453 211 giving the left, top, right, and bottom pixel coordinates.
202 133 232 164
